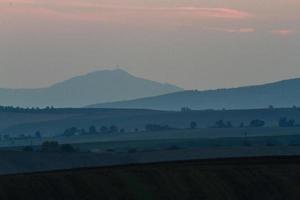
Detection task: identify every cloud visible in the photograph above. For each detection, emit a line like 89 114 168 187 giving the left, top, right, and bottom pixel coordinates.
204 27 255 33
0 0 252 21
101 6 252 19
271 29 295 36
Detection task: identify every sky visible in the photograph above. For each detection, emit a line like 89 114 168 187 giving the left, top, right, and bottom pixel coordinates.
0 0 300 90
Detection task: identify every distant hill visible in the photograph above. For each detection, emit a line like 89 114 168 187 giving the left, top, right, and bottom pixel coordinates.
89 78 300 110
0 69 182 108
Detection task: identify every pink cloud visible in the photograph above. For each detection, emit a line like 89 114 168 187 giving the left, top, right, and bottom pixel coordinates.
204 27 255 33
0 0 252 21
105 6 252 19
271 29 295 36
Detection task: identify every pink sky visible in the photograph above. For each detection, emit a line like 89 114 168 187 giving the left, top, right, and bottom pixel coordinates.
0 0 299 89
0 0 298 34
0 0 297 35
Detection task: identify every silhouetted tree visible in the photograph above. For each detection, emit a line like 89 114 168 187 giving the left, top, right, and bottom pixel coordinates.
190 121 197 129
120 128 125 133
215 120 233 128
100 126 108 133
80 129 87 135
109 125 118 133
35 131 42 139
63 127 78 136
226 121 233 128
249 119 265 127
279 117 295 127
89 126 97 134
215 120 225 128
269 105 274 109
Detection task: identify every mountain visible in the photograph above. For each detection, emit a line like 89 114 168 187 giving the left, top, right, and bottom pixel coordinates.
89 78 300 110
0 69 182 108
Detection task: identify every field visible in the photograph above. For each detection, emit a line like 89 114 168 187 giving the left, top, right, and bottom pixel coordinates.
1 107 300 176
1 156 300 200
1 146 300 175
2 127 300 152
1 107 300 137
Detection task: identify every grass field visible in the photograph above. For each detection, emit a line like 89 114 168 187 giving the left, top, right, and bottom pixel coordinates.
1 156 300 200
1 127 300 152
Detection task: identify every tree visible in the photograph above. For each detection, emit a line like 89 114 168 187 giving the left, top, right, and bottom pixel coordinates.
215 120 233 128
249 119 265 127
226 121 233 128
215 120 225 128
100 126 108 133
35 131 42 139
190 121 197 129
279 117 295 127
120 128 125 133
89 126 97 134
63 127 78 136
293 105 297 109
181 107 192 112
109 125 118 133
80 129 87 135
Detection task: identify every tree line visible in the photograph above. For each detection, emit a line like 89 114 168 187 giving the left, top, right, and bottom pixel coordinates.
1 117 299 142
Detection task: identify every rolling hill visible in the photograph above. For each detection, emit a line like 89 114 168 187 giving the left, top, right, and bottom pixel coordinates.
0 69 182 108
1 156 300 200
89 78 300 110
1 107 300 137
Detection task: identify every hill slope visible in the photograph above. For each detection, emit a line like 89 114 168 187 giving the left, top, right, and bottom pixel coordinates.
0 69 182 108
1 156 300 200
90 78 300 110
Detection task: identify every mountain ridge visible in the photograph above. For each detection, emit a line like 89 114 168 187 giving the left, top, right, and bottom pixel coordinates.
0 69 182 108
89 77 300 110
